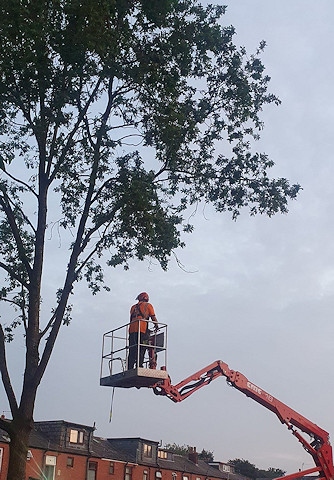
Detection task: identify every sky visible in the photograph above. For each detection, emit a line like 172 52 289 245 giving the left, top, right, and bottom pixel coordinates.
2 0 334 475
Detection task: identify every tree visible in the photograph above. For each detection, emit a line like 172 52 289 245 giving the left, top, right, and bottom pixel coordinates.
229 459 286 479
257 467 286 479
0 0 300 478
199 448 214 463
229 458 258 479
164 443 214 462
164 443 192 456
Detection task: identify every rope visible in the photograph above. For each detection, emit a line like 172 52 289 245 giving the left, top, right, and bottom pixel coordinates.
109 387 116 423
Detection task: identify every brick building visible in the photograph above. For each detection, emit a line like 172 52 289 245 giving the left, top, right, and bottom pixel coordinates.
0 420 247 480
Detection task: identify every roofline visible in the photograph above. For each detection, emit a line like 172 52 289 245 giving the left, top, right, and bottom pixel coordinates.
107 437 159 444
34 420 96 431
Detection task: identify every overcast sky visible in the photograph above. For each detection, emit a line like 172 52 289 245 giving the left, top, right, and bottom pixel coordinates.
2 0 334 475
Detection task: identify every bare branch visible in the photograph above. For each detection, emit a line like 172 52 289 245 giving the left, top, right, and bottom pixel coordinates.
39 311 56 340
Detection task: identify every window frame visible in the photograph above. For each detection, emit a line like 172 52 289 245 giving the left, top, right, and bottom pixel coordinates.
69 429 84 445
143 443 153 458
125 465 133 480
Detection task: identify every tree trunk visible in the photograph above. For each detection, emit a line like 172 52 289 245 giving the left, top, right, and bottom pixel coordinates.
7 415 33 480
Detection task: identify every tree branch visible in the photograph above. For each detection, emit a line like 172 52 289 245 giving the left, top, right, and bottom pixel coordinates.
0 324 18 418
48 77 103 184
0 262 30 290
0 193 32 280
3 170 38 200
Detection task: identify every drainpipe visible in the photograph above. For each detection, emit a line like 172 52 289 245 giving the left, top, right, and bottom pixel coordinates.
85 423 96 480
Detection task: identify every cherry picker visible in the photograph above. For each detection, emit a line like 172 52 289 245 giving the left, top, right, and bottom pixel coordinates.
100 322 334 480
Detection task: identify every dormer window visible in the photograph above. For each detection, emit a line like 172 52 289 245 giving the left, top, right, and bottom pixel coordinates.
69 429 84 444
143 443 153 458
158 450 174 461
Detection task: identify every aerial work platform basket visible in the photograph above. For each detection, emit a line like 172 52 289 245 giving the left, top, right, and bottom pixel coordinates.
100 321 169 389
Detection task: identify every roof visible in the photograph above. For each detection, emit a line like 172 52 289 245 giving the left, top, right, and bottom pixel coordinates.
90 436 133 463
158 454 246 480
0 420 248 479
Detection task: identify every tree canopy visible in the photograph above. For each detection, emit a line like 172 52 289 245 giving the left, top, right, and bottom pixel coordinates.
164 443 214 462
0 1 299 479
229 458 286 479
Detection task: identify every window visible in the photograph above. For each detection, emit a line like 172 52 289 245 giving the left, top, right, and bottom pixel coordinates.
143 443 152 458
109 462 115 474
143 470 148 480
67 457 74 467
182 476 189 480
222 465 230 473
0 448 3 472
88 462 97 480
125 466 132 480
44 456 56 480
158 451 173 461
155 472 162 480
69 429 84 444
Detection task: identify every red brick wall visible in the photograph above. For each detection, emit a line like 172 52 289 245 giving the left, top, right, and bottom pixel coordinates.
0 443 215 480
0 444 9 480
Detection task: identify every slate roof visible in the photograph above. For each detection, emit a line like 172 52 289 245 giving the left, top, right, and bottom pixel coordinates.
90 436 134 463
158 454 247 480
0 421 247 479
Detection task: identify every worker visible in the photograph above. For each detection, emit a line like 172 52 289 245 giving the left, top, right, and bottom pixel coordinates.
128 292 158 369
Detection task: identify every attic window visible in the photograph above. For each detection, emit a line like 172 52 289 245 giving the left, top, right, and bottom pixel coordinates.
143 443 152 458
69 429 84 444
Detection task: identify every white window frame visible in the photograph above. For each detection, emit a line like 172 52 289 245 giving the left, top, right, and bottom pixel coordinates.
143 443 153 458
69 429 84 444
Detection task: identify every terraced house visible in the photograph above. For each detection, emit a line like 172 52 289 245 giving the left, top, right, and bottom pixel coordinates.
0 420 247 480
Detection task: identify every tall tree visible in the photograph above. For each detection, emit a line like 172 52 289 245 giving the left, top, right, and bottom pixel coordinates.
0 0 300 478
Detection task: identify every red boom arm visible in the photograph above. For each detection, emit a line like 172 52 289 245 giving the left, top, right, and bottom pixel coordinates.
153 361 334 480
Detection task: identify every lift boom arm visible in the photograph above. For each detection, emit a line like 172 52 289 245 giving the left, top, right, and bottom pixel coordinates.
153 360 334 480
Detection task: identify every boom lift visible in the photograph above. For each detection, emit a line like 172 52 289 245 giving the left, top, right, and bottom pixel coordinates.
100 324 334 480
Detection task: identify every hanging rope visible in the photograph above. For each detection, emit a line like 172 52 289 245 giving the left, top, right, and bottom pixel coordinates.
109 386 116 422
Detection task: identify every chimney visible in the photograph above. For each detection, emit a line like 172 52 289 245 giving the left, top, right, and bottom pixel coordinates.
188 447 198 465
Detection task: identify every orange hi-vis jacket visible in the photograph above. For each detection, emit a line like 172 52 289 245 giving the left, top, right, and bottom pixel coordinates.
129 301 156 334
